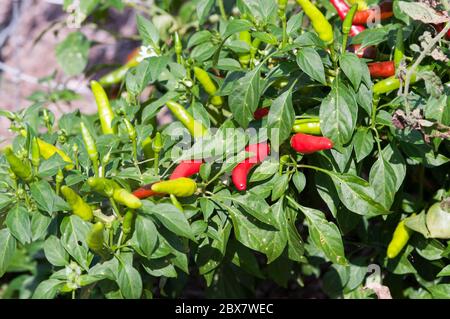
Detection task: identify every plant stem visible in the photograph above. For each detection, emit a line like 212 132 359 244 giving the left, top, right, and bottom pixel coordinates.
218 0 227 21
403 22 450 98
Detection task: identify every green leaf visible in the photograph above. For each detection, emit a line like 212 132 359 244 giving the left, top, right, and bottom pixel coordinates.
218 201 286 263
267 85 295 151
428 284 450 299
271 174 290 201
117 263 143 299
222 19 253 38
369 147 398 209
296 204 348 265
320 81 358 146
147 203 195 241
136 15 160 47
216 193 276 227
60 215 91 270
142 257 177 278
0 228 16 278
55 32 90 76
339 53 362 90
30 180 69 214
437 265 450 277
296 47 326 85
229 67 263 128
31 210 52 241
352 127 374 162
249 160 278 182
31 279 64 299
425 95 450 125
196 0 215 24
44 236 69 267
6 205 32 245
133 214 158 257
329 172 390 216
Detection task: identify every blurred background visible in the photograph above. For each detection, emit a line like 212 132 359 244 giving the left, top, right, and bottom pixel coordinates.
0 0 141 145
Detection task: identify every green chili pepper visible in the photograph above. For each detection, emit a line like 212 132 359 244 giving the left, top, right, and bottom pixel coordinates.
80 122 99 176
342 5 358 36
193 67 223 107
296 0 334 45
152 132 162 174
31 137 40 171
387 218 412 259
174 32 183 65
151 177 197 197
292 118 322 135
4 146 32 182
123 118 138 163
61 185 93 221
373 70 417 95
86 222 105 254
394 28 404 68
98 49 140 87
91 80 117 135
142 136 154 165
56 169 64 195
166 100 209 138
122 209 136 236
238 30 252 67
87 177 142 209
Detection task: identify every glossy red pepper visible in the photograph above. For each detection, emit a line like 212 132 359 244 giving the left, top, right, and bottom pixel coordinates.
290 133 333 154
169 160 203 180
330 0 366 36
352 1 393 25
132 183 160 199
232 143 270 191
253 107 270 120
368 61 395 78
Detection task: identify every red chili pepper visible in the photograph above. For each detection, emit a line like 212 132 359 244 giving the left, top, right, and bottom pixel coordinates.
290 133 333 154
329 0 366 36
253 107 270 120
169 160 203 180
368 61 395 78
352 1 393 25
132 183 159 199
435 23 450 40
232 143 270 191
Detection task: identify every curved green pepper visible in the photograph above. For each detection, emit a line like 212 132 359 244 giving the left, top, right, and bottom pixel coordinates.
296 0 334 45
61 185 93 221
151 177 197 197
91 80 116 135
4 147 32 182
166 100 208 138
193 67 223 107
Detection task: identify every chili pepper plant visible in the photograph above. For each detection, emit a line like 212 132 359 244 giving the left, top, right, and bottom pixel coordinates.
0 0 450 299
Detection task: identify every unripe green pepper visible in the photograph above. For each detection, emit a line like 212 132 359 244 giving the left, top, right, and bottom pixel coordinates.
80 122 99 175
4 146 32 182
31 137 40 170
86 222 105 254
387 218 412 259
166 100 208 138
151 177 197 197
61 185 93 221
98 48 140 87
394 28 404 68
91 80 117 135
193 67 223 107
296 0 334 45
87 177 142 209
56 169 64 195
292 118 322 135
238 31 252 67
122 210 136 236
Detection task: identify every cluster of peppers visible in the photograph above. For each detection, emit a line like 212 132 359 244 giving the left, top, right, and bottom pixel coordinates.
2 0 430 261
